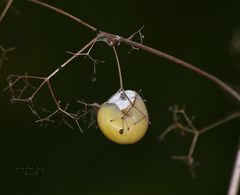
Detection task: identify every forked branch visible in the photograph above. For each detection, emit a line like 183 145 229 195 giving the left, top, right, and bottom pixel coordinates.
0 45 16 67
4 37 99 131
28 0 240 103
159 105 240 177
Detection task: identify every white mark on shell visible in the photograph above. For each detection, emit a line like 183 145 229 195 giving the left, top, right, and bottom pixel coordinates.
107 90 136 110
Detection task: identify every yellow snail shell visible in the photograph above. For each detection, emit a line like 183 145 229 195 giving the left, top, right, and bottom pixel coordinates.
97 90 149 144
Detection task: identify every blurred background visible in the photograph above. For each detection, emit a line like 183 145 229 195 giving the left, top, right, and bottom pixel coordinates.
1 0 240 194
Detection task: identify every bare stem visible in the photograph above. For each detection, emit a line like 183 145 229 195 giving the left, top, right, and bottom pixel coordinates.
188 132 199 157
0 0 13 23
119 38 240 102
227 140 240 195
0 45 16 67
4 37 99 131
160 107 240 174
27 0 240 103
112 46 123 89
27 0 97 32
47 37 98 80
200 111 240 134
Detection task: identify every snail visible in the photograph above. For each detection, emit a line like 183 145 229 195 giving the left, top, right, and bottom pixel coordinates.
97 90 149 144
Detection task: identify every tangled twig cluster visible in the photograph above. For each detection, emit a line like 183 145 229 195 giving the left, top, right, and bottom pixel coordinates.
2 2 148 131
159 105 240 177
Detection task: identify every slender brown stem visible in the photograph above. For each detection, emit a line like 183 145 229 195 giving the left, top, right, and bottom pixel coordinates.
0 45 16 53
119 38 240 102
9 74 45 80
27 0 240 103
181 110 197 131
0 45 16 67
58 108 74 119
28 103 42 120
158 124 176 141
161 110 240 140
112 46 123 89
3 75 44 91
227 140 240 195
27 0 97 32
0 0 13 23
25 38 99 120
47 81 58 105
4 37 98 132
47 37 98 80
30 78 47 99
200 111 240 134
176 123 195 134
188 132 199 157
35 109 58 123
160 108 240 175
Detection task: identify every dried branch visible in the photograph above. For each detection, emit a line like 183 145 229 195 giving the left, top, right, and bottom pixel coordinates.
4 73 90 131
27 0 97 32
0 0 13 23
0 45 16 67
0 0 18 67
27 0 240 103
4 37 99 131
127 25 145 53
227 140 240 195
76 100 100 128
66 38 105 82
112 46 124 89
159 105 240 177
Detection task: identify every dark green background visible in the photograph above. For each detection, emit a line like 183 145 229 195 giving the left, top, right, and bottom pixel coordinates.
1 0 240 194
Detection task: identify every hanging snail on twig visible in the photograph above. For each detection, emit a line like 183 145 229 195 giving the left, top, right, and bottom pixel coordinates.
97 89 149 144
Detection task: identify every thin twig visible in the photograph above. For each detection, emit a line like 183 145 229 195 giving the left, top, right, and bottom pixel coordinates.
47 37 98 80
112 46 123 89
200 112 240 134
27 0 97 31
29 37 97 100
0 45 16 67
27 0 240 103
227 139 240 195
127 25 145 53
0 0 13 23
188 132 199 157
159 107 240 175
66 38 105 81
120 38 240 102
4 37 99 132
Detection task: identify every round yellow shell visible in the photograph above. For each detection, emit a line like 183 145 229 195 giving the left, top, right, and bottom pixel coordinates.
97 91 149 144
